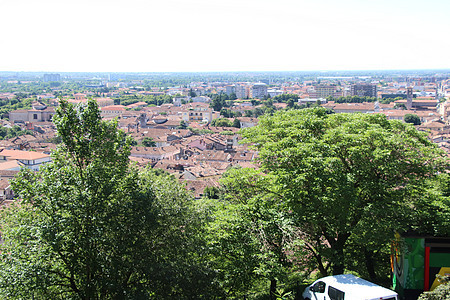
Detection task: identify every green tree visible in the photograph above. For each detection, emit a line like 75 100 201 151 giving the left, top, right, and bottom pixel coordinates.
404 113 421 125
394 103 406 110
177 120 188 129
207 168 301 299
286 98 295 108
239 108 447 280
141 136 156 147
0 100 217 299
211 118 233 127
418 275 450 300
203 186 220 199
211 95 226 112
232 118 241 128
220 108 234 118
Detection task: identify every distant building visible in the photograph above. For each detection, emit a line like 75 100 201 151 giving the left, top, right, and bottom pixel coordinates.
181 103 218 123
350 84 377 98
191 96 211 103
251 83 268 99
173 97 187 107
406 87 413 110
0 149 51 171
9 102 55 123
100 105 126 118
74 93 86 101
225 85 236 96
43 74 61 82
310 85 342 98
267 89 283 97
235 84 250 99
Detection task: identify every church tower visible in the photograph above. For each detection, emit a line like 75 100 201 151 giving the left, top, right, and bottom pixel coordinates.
406 87 413 110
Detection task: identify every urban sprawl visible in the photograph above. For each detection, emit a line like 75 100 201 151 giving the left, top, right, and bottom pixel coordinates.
0 70 450 204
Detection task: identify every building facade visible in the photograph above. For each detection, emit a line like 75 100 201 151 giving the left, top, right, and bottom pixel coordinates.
251 83 268 99
351 84 378 98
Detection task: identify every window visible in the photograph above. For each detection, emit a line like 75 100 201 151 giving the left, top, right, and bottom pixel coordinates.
33 114 38 119
312 281 326 293
328 286 345 300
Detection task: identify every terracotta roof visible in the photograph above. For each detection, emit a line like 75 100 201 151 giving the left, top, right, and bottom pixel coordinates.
419 121 447 129
101 105 126 111
0 170 20 178
0 178 11 190
0 160 22 170
0 149 50 160
181 179 219 198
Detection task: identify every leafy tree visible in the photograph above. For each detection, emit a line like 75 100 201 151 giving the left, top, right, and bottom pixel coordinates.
404 113 421 125
251 99 261 106
286 98 296 108
177 120 188 129
220 108 234 118
207 168 301 299
203 186 220 199
141 136 156 147
210 94 227 112
232 118 241 128
0 100 218 299
239 108 447 280
394 103 406 110
0 125 33 140
211 118 233 127
187 126 214 135
418 275 450 300
272 94 299 103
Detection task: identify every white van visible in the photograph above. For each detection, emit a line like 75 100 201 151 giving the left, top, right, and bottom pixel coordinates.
302 274 398 300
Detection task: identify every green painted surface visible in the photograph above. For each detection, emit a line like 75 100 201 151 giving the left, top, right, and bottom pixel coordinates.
394 238 425 290
430 253 450 267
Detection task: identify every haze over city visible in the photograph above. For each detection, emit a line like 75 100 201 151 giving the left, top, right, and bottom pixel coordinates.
1 0 450 72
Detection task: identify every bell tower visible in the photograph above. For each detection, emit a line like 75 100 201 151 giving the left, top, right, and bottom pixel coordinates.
406 87 413 110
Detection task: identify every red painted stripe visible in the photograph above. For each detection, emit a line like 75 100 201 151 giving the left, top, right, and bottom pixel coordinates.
424 246 430 291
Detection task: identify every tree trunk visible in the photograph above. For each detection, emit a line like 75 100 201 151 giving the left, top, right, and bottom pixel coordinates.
364 248 377 282
332 262 345 275
331 245 346 275
269 279 277 300
326 232 350 275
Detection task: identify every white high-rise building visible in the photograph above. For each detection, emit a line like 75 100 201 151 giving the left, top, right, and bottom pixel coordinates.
251 83 268 99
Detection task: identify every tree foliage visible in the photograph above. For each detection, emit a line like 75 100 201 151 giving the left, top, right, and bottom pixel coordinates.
404 113 421 125
211 118 233 127
141 136 156 147
272 94 299 103
0 125 33 139
206 167 302 299
0 100 217 299
239 108 447 281
418 275 450 300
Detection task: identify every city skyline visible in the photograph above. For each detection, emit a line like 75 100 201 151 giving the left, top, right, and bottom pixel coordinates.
1 0 450 73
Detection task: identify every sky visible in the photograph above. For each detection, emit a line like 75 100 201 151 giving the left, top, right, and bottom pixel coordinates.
1 0 449 73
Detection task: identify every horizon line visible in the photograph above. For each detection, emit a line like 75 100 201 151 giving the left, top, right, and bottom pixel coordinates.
1 68 450 75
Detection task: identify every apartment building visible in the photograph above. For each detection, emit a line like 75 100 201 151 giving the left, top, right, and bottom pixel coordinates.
251 83 268 99
351 84 378 98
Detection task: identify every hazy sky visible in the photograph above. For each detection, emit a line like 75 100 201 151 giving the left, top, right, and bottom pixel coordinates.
1 0 449 72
